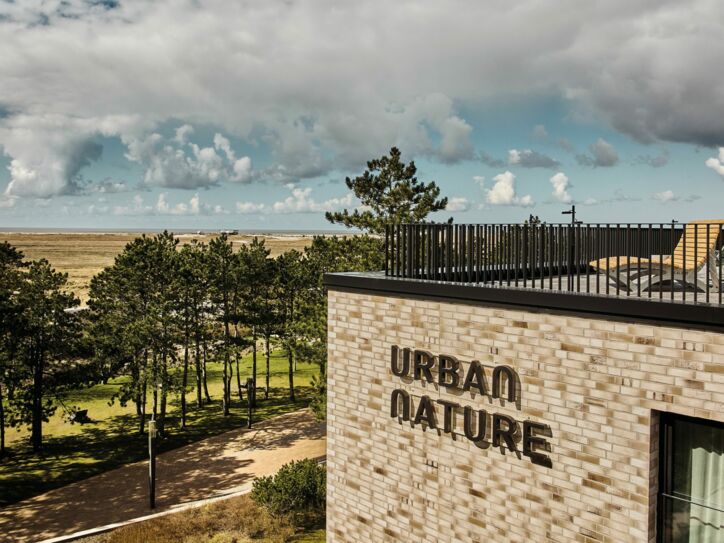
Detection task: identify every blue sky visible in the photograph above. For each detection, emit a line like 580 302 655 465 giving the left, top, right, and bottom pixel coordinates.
0 1 723 230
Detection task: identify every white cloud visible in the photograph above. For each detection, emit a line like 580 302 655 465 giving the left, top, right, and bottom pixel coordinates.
576 138 619 168
549 172 572 203
633 149 669 168
123 129 253 190
112 192 227 216
473 175 485 189
236 201 266 214
532 124 548 140
653 190 675 203
485 171 534 207
90 179 129 194
175 124 194 145
507 149 559 169
2 0 724 201
437 116 474 163
446 196 470 212
652 190 700 203
705 148 724 178
235 184 355 215
272 184 354 214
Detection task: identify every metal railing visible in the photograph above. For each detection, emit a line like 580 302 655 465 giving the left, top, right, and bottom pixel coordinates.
384 223 724 306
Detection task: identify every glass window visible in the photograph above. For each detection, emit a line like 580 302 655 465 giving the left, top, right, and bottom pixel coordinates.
659 413 724 542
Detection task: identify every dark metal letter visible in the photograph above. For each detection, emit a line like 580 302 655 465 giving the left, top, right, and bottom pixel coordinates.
462 360 487 395
436 399 459 433
492 413 518 451
463 406 487 441
438 354 460 388
492 365 517 402
390 389 410 421
414 350 435 383
523 420 552 468
390 345 410 377
413 395 437 428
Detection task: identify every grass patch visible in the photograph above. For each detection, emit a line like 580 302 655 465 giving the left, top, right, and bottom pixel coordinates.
0 351 318 506
88 493 325 543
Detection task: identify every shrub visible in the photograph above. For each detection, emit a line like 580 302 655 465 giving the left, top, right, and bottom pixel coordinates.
251 459 326 516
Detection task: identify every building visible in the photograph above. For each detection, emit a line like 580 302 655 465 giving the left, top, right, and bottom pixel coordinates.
325 222 724 542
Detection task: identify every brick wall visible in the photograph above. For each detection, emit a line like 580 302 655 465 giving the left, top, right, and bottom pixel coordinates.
326 289 724 543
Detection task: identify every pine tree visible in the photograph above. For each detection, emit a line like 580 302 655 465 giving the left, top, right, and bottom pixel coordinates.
275 250 303 401
325 147 449 234
0 242 25 456
208 235 235 416
10 259 82 451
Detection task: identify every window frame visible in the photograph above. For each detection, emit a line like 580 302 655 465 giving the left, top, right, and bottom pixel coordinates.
657 411 724 543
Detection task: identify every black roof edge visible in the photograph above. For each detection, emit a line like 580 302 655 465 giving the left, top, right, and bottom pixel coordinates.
324 272 724 333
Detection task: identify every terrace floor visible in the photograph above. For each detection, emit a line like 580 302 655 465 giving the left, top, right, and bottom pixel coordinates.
471 270 723 306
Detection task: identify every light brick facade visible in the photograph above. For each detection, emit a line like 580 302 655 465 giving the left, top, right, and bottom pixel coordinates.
326 288 724 543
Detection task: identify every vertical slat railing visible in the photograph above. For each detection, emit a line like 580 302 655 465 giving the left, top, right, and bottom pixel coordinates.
383 222 720 306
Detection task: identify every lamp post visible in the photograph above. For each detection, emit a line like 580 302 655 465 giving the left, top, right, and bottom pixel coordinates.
562 206 583 286
246 377 255 429
148 418 157 509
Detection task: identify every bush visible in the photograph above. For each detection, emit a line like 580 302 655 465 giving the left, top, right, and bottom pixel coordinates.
251 459 326 517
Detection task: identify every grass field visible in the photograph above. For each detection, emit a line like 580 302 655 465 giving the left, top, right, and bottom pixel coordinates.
0 351 319 506
83 494 325 543
0 232 315 302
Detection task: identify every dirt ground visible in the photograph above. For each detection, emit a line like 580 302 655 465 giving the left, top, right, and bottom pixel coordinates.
0 232 317 303
0 409 326 543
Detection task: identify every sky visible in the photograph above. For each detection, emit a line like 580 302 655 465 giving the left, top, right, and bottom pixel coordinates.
1 0 723 231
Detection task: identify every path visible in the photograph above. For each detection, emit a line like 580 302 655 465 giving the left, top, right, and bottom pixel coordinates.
0 409 326 543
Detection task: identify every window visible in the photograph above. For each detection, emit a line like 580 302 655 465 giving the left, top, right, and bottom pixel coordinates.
659 413 724 542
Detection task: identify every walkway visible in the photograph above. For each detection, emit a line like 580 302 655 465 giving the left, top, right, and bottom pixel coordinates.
0 409 326 543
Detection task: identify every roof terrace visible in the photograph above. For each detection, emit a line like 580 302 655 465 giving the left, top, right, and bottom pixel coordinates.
327 221 724 330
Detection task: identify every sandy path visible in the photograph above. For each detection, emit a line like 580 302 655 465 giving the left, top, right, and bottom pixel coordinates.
0 410 326 543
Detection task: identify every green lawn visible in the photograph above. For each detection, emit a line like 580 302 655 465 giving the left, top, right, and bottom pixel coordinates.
0 351 318 506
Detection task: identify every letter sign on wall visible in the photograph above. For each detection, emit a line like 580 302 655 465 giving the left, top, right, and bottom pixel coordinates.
389 345 552 468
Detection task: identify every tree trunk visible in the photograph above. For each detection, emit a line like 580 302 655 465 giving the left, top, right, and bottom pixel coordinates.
202 338 211 403
251 327 257 407
139 379 147 435
31 346 44 452
181 327 189 428
265 334 270 400
159 350 168 435
152 352 158 422
288 347 295 402
0 383 5 456
195 325 202 408
234 325 243 402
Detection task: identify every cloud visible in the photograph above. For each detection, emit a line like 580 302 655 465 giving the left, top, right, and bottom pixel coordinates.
112 193 227 216
271 184 354 214
557 138 575 154
705 148 724 178
0 114 105 198
549 172 572 203
473 175 485 188
576 138 619 168
236 201 266 214
437 116 474 163
532 124 548 140
507 148 560 169
485 171 534 207
89 178 130 194
2 0 724 201
123 129 253 189
235 184 355 215
446 196 470 212
633 149 669 168
479 151 506 169
652 190 700 203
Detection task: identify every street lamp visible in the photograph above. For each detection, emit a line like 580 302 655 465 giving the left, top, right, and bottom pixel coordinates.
148 418 158 509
